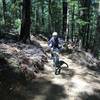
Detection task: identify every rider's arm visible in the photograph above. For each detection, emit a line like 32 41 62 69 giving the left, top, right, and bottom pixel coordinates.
48 38 53 48
58 38 63 48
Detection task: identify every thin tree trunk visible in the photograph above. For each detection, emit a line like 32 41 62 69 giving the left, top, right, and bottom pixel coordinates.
2 0 7 26
35 7 40 34
71 4 75 42
93 16 100 58
80 0 91 49
93 2 100 58
85 0 91 50
48 0 52 34
41 4 44 27
63 1 68 40
20 0 31 43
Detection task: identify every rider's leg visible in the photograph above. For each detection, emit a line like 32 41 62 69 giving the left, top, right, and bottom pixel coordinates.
53 54 59 67
50 48 54 59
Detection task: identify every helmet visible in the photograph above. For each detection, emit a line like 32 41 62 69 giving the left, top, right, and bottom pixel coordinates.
52 32 58 36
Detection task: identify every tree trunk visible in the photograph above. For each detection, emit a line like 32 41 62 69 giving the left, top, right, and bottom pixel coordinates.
48 0 52 34
20 0 31 43
41 3 44 27
80 0 91 49
93 2 100 58
71 4 75 42
63 1 68 40
35 7 40 34
2 0 7 26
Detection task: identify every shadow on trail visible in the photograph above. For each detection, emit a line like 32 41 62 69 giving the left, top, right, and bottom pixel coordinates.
27 78 67 100
0 67 27 100
0 66 67 100
45 84 67 100
86 65 100 74
60 68 75 79
79 89 100 100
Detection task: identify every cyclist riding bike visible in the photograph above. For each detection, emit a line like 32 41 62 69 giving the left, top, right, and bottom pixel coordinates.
48 32 62 74
48 32 62 59
48 32 68 75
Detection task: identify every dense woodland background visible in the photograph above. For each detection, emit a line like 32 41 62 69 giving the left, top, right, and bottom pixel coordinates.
0 0 100 58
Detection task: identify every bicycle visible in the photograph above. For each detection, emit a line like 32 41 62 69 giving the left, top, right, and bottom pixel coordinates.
52 48 69 75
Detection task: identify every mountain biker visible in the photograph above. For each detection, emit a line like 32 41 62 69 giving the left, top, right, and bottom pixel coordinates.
48 32 62 58
48 32 68 74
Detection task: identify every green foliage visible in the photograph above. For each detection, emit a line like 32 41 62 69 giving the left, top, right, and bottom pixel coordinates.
0 0 99 57
14 18 21 29
31 0 63 35
76 19 89 26
0 0 22 33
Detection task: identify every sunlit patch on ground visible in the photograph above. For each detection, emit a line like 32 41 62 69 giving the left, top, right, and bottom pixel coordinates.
69 76 93 95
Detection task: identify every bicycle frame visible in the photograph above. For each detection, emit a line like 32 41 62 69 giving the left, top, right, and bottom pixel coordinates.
52 48 59 65
52 49 62 75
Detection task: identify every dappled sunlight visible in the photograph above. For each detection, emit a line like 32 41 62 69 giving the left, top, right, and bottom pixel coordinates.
39 40 100 100
0 43 20 54
63 75 100 100
43 51 100 100
70 76 93 94
0 36 100 100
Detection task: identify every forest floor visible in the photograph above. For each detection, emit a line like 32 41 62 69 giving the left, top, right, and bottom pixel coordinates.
0 35 100 100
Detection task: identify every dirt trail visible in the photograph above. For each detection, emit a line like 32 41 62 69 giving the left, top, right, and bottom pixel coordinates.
1 39 100 100
36 40 100 100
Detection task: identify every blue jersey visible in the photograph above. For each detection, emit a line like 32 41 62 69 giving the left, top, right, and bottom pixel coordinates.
48 37 59 49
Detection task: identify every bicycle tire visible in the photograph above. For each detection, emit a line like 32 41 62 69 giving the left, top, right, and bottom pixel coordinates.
55 69 58 75
55 67 61 75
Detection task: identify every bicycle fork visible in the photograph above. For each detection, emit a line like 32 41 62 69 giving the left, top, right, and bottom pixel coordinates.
53 54 61 75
